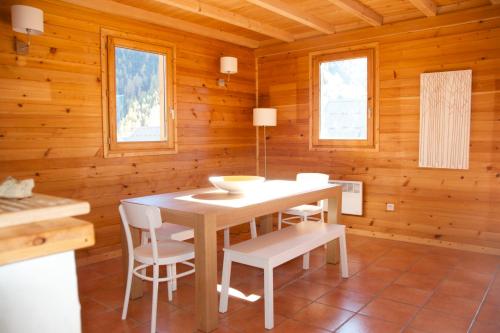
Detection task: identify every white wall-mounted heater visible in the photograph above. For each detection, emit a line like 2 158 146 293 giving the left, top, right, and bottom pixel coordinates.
323 180 363 216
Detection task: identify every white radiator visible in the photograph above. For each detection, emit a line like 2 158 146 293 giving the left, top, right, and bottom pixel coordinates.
323 180 363 216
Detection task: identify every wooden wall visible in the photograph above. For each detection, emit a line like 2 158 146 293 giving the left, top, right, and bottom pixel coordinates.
0 0 256 264
257 6 500 253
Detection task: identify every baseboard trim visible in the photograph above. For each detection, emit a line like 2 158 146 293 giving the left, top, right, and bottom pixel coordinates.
75 223 500 267
346 228 500 256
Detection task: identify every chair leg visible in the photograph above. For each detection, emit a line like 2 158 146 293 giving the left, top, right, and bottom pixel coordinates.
278 212 282 230
339 233 349 278
263 266 274 330
302 252 310 270
166 264 173 302
320 210 325 223
219 253 232 313
151 264 159 333
140 233 149 278
121 258 134 320
224 228 230 248
171 264 177 291
302 214 310 270
250 218 257 239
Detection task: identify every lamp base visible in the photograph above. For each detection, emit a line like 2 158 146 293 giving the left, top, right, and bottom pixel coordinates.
217 78 226 87
14 37 29 55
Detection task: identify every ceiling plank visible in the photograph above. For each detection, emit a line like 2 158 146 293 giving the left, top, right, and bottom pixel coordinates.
245 0 335 34
327 0 383 26
407 0 437 16
59 0 260 48
152 0 294 42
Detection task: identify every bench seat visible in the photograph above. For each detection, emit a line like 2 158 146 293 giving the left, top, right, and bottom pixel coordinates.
226 221 346 269
219 221 348 330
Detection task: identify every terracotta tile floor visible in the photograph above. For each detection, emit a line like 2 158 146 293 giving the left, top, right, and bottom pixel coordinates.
78 231 500 333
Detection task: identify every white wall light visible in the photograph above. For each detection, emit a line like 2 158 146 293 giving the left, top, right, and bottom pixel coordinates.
218 56 238 87
11 5 44 55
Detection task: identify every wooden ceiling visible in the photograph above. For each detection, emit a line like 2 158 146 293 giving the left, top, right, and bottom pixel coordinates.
62 0 498 48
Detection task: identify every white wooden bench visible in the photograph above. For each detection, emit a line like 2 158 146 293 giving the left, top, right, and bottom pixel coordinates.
218 222 348 330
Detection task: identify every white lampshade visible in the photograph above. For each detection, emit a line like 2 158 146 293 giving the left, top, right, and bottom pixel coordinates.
253 108 277 127
220 56 238 74
11 5 44 35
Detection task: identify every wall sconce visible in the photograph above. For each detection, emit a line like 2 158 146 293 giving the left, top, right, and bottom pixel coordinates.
218 56 237 87
11 5 44 55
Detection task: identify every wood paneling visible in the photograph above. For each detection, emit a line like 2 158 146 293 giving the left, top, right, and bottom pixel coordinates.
0 0 256 264
257 8 500 251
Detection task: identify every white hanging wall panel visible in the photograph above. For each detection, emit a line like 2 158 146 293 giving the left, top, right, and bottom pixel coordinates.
419 69 472 169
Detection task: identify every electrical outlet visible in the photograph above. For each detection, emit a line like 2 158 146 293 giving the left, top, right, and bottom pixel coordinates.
386 203 395 212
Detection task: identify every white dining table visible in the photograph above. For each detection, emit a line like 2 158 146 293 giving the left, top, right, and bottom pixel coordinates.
122 180 342 332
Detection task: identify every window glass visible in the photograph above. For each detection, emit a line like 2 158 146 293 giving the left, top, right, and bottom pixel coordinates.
319 57 368 140
115 47 166 142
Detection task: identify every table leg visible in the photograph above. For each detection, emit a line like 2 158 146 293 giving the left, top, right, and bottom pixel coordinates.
326 187 342 264
258 214 274 234
122 226 143 299
195 214 218 332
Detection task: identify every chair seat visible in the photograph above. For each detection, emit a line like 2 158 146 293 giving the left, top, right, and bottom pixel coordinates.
157 222 194 241
134 240 194 265
284 204 323 216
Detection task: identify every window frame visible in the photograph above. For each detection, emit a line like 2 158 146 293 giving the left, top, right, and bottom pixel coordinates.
101 29 177 158
310 46 378 151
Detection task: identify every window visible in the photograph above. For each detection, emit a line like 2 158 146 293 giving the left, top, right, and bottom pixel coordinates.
102 31 176 157
311 48 376 149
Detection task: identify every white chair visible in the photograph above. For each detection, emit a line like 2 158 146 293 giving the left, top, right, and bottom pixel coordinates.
278 173 329 229
219 222 348 329
139 208 255 289
223 218 257 248
120 203 195 333
143 222 194 292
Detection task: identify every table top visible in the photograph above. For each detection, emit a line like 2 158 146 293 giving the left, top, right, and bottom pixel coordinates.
123 180 341 226
0 193 90 228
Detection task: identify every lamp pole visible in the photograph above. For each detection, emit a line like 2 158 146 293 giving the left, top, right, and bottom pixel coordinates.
263 126 267 178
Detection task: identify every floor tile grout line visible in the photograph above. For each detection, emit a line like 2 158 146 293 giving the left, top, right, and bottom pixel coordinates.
398 254 487 333
332 242 429 332
466 266 499 333
80 234 498 332
336 246 483 332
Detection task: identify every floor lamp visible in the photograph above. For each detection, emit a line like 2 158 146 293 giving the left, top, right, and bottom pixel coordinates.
253 108 277 178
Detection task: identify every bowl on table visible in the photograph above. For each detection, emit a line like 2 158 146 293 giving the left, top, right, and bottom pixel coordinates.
209 176 265 194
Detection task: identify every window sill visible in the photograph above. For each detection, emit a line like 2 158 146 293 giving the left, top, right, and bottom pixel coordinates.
104 147 178 158
309 144 379 152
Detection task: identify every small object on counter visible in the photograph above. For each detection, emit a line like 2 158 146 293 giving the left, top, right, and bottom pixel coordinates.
0 176 35 199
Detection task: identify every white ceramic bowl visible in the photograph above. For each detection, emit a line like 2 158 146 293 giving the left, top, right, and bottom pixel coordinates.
209 175 265 194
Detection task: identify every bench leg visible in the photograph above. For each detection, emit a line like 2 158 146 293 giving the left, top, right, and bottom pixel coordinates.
224 228 230 248
339 233 349 278
264 266 274 330
219 254 231 313
302 252 310 270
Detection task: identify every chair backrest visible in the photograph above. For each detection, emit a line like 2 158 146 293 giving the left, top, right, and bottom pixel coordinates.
296 173 330 210
120 201 163 230
296 173 329 185
119 202 163 261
